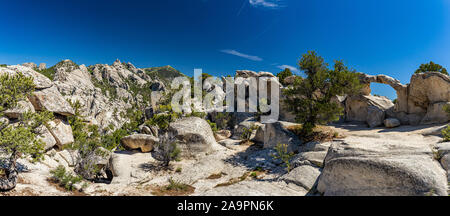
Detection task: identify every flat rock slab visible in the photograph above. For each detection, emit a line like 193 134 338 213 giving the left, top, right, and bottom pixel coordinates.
197 180 307 196
280 165 321 191
317 135 448 196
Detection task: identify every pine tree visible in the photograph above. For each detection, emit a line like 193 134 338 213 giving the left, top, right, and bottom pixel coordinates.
0 72 53 191
283 51 362 136
415 61 448 75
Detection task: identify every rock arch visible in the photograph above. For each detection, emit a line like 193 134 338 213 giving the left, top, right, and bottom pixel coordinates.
357 72 450 125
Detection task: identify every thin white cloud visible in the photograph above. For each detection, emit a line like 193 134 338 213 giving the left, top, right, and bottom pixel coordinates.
249 0 282 8
220 49 263 61
277 64 299 72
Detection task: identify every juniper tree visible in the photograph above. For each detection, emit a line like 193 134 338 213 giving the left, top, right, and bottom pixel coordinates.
415 61 448 75
283 51 362 136
152 133 181 168
0 72 53 191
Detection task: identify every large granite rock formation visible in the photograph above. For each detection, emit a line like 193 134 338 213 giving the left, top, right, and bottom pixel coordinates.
350 72 450 126
168 117 220 158
317 138 448 196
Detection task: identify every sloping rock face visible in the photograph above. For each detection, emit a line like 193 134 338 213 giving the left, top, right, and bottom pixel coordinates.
354 72 450 126
47 119 74 148
280 165 321 191
0 65 53 89
436 142 450 182
317 138 448 196
168 117 218 158
35 125 57 150
28 86 74 116
53 60 136 130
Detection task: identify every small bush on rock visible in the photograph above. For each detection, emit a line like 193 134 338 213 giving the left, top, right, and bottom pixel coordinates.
207 120 218 133
443 127 450 142
49 165 83 191
153 134 181 167
240 124 259 143
271 143 295 172
415 61 448 75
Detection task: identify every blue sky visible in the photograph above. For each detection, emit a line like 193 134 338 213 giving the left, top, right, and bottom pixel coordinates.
1 0 450 99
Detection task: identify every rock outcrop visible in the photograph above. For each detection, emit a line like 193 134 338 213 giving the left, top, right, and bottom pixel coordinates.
345 95 394 127
384 118 400 128
214 130 232 141
168 117 219 158
75 147 113 181
1 65 53 89
47 119 74 148
280 165 321 191
0 64 76 151
28 86 75 116
121 134 159 153
436 142 450 182
262 121 301 152
353 72 450 126
317 138 448 196
4 100 35 119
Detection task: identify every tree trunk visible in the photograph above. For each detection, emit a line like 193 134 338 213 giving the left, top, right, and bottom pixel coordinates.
0 150 19 191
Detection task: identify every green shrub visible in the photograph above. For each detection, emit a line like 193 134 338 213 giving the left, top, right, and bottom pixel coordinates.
207 120 218 133
66 100 123 157
415 61 448 75
124 78 153 102
444 104 450 116
212 112 233 130
166 177 188 191
186 111 207 119
155 135 181 167
271 143 295 172
145 113 178 130
92 78 118 100
443 126 450 142
240 124 259 142
50 165 83 191
0 64 7 68
36 68 56 80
